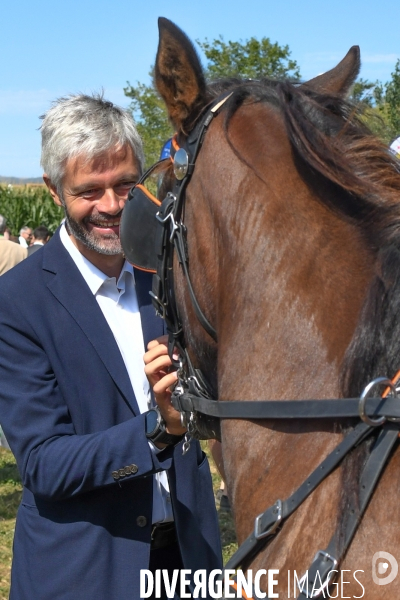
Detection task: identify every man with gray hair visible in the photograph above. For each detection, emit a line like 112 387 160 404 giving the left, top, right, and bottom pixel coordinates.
18 225 32 248
0 94 221 600
0 215 27 275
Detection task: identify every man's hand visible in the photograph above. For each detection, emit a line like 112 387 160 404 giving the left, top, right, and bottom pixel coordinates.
144 336 186 436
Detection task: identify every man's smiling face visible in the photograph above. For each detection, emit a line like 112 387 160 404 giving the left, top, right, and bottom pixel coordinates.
57 145 140 257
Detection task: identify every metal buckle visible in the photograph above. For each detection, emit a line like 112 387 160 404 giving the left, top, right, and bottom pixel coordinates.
187 374 211 399
155 197 179 243
298 550 338 598
254 499 282 540
359 377 396 426
149 291 166 319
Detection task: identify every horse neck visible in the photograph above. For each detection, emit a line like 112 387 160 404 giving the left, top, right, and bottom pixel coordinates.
217 207 374 402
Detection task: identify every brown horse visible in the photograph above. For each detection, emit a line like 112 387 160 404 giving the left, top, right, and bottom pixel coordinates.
153 18 400 598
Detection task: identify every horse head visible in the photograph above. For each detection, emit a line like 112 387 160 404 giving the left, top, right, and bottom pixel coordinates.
154 17 388 400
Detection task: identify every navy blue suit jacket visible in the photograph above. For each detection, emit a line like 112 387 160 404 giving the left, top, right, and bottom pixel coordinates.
0 231 222 599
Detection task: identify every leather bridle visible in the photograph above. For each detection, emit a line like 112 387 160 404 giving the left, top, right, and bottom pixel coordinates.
120 90 400 599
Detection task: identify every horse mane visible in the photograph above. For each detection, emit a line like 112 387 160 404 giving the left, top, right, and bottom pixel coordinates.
206 77 400 397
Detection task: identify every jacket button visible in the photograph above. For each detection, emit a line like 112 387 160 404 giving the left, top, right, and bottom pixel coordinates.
124 466 132 476
136 516 147 527
112 471 119 480
118 468 125 478
130 464 138 474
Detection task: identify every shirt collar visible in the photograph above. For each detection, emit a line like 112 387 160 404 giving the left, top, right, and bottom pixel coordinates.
59 223 135 296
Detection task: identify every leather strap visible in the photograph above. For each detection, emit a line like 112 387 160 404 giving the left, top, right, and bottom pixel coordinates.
150 90 235 355
172 392 400 421
225 421 374 570
173 227 217 341
297 423 399 598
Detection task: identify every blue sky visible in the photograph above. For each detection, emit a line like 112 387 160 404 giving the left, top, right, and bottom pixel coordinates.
2 0 399 177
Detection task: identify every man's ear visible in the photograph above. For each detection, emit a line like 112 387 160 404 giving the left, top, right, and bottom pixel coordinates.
43 175 63 207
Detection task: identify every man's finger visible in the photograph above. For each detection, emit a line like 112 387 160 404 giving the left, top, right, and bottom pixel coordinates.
147 335 168 351
144 355 173 376
153 371 178 396
144 344 169 365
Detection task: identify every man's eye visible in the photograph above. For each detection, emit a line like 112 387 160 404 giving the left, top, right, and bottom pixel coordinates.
118 182 135 189
115 182 136 194
81 189 98 198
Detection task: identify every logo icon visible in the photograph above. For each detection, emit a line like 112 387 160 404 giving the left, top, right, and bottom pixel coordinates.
372 551 398 586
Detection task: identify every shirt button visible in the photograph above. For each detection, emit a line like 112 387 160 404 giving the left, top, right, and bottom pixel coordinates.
130 464 138 474
112 471 120 480
136 516 147 527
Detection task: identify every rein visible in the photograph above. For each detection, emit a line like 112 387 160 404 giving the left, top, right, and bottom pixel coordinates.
120 92 400 599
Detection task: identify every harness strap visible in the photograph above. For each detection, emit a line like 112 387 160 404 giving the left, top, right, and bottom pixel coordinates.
297 423 399 599
225 421 374 570
171 392 400 421
173 229 217 341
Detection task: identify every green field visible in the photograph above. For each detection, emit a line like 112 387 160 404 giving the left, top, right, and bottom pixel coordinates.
0 444 236 598
0 449 22 599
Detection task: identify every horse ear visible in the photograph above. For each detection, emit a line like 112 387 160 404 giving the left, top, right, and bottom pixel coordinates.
155 17 207 132
301 46 360 96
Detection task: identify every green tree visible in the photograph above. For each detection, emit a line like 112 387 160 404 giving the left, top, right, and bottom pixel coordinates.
197 36 300 81
124 36 301 168
123 78 172 169
384 59 400 136
350 78 380 107
349 63 400 144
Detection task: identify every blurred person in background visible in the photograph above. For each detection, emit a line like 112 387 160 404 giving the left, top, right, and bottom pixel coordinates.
0 215 27 275
27 225 50 256
18 226 32 248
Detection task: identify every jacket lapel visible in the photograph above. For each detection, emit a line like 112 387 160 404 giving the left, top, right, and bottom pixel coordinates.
42 232 141 415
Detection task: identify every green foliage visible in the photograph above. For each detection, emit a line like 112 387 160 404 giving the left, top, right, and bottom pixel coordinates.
197 36 301 81
124 79 173 169
359 66 400 143
349 64 400 144
384 59 400 136
0 185 64 236
0 449 22 599
201 442 237 564
361 106 394 143
350 78 380 107
0 450 21 522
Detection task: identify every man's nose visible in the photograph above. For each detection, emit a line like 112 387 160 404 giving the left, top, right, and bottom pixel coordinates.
97 189 125 215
